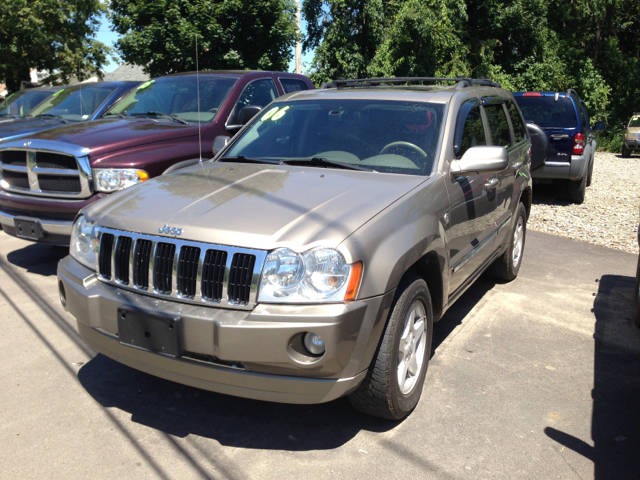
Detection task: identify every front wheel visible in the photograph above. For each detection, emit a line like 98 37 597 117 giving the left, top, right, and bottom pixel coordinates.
487 202 527 281
348 275 433 420
622 145 631 158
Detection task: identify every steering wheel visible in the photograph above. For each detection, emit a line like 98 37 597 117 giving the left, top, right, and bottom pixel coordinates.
379 142 428 163
318 132 375 157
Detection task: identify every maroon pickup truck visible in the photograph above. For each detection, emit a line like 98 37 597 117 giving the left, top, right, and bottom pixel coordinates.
0 71 313 245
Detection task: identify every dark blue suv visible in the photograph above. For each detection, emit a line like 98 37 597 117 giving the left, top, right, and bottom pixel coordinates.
513 90 604 204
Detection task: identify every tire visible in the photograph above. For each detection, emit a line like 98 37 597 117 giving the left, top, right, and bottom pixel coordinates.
348 274 433 420
622 145 631 158
567 175 586 204
487 202 527 282
586 156 594 187
633 256 640 331
526 122 549 171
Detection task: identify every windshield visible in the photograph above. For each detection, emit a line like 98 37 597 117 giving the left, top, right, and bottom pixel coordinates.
0 89 55 117
515 96 577 128
223 99 445 176
629 116 640 128
28 84 118 121
107 75 237 124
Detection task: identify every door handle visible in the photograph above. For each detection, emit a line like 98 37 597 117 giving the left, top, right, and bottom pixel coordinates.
484 178 500 191
512 161 523 171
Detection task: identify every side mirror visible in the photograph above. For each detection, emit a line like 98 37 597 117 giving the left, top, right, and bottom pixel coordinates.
450 146 509 177
212 135 231 156
593 122 605 131
226 105 262 133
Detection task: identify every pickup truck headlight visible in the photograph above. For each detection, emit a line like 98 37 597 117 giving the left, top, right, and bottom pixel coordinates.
258 247 362 303
94 169 149 193
70 215 96 270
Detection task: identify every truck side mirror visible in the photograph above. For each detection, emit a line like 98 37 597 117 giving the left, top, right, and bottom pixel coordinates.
213 135 231 156
450 146 509 177
226 105 262 133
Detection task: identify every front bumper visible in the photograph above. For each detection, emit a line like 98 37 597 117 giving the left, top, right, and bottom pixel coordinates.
0 190 106 245
58 256 394 404
624 137 640 151
531 154 587 181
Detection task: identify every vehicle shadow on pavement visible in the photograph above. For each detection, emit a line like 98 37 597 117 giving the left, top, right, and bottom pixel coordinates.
530 182 571 206
76 277 500 450
544 274 640 479
5 243 67 277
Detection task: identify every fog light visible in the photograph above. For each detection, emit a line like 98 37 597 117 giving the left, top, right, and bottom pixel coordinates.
303 332 325 356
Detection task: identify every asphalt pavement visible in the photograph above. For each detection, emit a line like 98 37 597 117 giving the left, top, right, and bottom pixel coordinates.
0 229 638 479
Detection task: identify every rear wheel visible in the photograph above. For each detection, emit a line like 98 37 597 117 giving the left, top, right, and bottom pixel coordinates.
567 175 586 204
622 145 631 158
487 203 527 281
348 275 433 420
633 256 640 331
586 157 594 187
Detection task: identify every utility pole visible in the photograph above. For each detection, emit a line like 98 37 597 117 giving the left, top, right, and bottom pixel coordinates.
296 0 302 74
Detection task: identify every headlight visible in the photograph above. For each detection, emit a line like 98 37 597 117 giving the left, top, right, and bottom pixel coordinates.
258 247 361 303
94 169 149 193
70 215 96 270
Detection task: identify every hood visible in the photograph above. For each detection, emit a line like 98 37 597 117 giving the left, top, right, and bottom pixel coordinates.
85 162 426 251
14 117 199 158
0 116 71 142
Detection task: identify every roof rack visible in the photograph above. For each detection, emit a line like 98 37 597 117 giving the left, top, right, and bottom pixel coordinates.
319 76 501 89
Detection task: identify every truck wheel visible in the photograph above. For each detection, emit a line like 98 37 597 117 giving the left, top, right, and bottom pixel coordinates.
567 175 586 204
621 145 631 158
586 157 594 187
348 274 433 420
487 203 527 282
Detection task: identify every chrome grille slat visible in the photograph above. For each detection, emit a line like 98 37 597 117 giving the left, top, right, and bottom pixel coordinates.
95 227 266 310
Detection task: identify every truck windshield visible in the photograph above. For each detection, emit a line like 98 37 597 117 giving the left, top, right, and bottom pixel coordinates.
223 99 445 176
0 89 55 117
107 75 237 124
28 84 119 121
629 117 640 128
515 96 577 128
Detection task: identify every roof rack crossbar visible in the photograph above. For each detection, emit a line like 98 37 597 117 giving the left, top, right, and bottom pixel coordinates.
320 76 501 89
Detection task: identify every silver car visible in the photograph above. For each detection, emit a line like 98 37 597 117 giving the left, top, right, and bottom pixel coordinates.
57 77 532 419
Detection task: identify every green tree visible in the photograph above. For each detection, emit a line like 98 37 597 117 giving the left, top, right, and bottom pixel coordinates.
109 0 299 77
0 0 112 93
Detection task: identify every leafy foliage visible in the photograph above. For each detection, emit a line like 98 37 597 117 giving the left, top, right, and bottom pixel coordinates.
303 0 640 148
0 0 112 93
109 0 299 78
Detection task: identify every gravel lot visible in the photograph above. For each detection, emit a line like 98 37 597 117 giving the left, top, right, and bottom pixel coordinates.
528 151 640 254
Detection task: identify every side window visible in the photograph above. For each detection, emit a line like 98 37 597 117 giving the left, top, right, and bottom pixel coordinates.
484 104 512 148
507 101 527 143
279 79 309 94
580 101 591 131
237 79 278 109
573 95 586 130
458 106 487 157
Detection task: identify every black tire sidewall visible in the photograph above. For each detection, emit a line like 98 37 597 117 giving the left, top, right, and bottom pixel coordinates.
388 278 434 416
506 203 527 278
633 256 640 331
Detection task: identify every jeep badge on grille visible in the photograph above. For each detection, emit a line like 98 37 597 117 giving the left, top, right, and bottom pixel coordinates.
158 224 183 237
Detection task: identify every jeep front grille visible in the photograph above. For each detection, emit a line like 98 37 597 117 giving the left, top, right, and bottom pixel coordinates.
96 227 266 310
0 146 92 199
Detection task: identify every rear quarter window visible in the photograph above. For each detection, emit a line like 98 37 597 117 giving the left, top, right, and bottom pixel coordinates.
515 96 577 128
279 79 309 93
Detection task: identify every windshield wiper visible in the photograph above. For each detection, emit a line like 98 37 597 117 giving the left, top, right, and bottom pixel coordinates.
0 113 17 118
130 111 189 125
282 157 373 171
219 155 282 165
105 112 126 118
35 113 68 124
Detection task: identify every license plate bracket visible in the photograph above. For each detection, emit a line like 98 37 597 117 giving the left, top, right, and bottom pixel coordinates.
117 308 184 358
14 217 44 240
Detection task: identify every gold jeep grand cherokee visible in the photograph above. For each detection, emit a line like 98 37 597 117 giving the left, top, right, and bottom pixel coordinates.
622 113 640 157
58 77 532 419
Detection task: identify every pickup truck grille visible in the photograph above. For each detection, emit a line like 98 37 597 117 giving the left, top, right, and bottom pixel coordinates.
0 148 91 198
96 227 267 309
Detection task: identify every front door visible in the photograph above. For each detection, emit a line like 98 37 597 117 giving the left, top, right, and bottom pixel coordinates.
446 103 498 295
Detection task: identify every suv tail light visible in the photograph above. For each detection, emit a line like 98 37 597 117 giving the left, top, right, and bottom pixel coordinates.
572 133 585 155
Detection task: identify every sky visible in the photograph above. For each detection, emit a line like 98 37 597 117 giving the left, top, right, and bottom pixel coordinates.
96 13 314 74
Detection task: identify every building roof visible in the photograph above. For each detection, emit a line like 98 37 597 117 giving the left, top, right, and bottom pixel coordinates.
103 64 150 82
